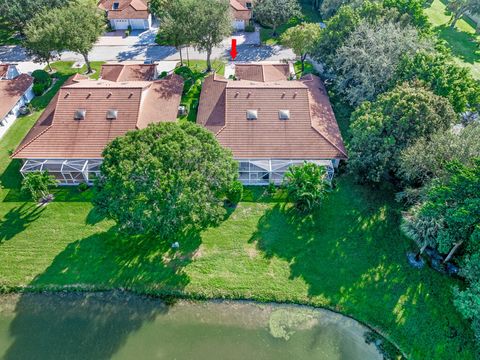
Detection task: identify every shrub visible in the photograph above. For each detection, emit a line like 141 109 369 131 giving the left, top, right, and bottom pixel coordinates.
226 180 243 205
21 171 57 202
245 23 255 32
78 182 90 192
283 163 331 213
32 69 51 86
32 83 46 96
124 29 130 37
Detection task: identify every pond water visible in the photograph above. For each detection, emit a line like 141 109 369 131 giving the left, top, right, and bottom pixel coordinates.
0 292 382 360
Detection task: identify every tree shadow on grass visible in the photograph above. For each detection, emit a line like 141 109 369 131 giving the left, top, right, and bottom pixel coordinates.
0 203 45 243
4 226 201 359
248 176 474 357
436 25 480 65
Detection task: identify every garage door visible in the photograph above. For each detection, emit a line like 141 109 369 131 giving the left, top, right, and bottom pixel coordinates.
113 19 128 30
130 19 147 29
233 19 245 31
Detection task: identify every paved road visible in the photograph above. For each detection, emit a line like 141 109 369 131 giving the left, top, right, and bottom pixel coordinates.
0 42 294 66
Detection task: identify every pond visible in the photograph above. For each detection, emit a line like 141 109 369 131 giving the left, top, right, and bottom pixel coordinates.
0 292 383 360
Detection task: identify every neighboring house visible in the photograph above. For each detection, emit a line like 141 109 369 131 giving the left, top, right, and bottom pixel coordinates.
197 63 347 185
98 0 151 30
230 0 253 31
12 63 183 185
0 64 34 139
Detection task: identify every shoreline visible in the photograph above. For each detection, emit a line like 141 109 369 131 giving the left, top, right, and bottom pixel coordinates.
0 286 406 359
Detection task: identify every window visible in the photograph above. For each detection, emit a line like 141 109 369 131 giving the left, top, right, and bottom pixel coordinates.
278 110 290 120
246 109 258 120
246 2 252 9
106 109 118 120
112 2 119 10
74 109 86 120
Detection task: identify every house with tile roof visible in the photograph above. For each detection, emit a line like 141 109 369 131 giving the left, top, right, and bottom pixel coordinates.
12 63 183 185
230 0 253 30
0 64 34 140
197 62 347 185
98 0 151 30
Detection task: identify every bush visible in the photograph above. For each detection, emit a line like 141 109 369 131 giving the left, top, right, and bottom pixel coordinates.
32 69 51 86
226 180 243 205
32 83 46 96
283 163 331 213
124 29 130 37
245 23 255 32
78 182 89 192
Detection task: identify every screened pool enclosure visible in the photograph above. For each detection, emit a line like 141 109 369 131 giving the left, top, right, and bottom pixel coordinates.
20 159 335 186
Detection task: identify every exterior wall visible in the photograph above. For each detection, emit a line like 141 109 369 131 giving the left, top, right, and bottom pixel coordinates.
110 18 150 30
237 159 335 185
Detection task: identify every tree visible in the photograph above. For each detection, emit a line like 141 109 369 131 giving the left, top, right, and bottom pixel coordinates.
149 0 169 17
21 171 57 202
447 0 480 28
254 0 301 37
333 21 430 106
454 252 480 345
283 163 331 213
348 83 456 183
191 0 232 72
399 123 480 185
51 1 105 73
23 9 60 71
418 160 480 263
383 0 430 31
0 0 70 32
320 0 363 19
395 51 480 113
280 23 321 73
156 0 195 65
93 122 238 240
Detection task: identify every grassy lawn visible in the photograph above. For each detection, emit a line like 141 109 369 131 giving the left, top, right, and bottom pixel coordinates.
0 18 21 46
175 59 225 122
0 61 477 359
425 0 480 79
260 0 322 45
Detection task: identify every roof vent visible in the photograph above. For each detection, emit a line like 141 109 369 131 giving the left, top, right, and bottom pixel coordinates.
64 92 70 99
107 92 112 99
128 92 134 98
106 109 118 120
278 110 290 120
74 109 86 120
86 92 92 99
246 109 258 120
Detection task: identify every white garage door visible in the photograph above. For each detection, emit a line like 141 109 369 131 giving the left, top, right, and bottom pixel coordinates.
113 19 128 30
233 19 245 31
130 19 147 29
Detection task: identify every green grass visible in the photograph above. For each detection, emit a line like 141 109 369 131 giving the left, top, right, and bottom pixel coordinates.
260 1 322 45
0 18 21 45
0 59 476 359
175 60 225 122
425 0 480 79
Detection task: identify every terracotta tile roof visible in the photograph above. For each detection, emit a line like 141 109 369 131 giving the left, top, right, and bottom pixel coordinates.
100 63 156 82
235 64 291 82
197 72 347 160
12 74 183 159
98 0 149 20
0 73 33 120
230 0 251 21
0 64 9 78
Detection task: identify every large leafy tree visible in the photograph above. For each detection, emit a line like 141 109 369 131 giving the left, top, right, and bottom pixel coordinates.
283 163 331 213
0 0 70 32
254 0 301 37
395 51 480 113
156 0 195 65
280 23 321 72
191 0 231 72
41 2 105 73
23 10 60 71
333 21 430 106
399 123 480 185
348 82 456 183
383 0 430 31
94 122 238 240
447 0 480 28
